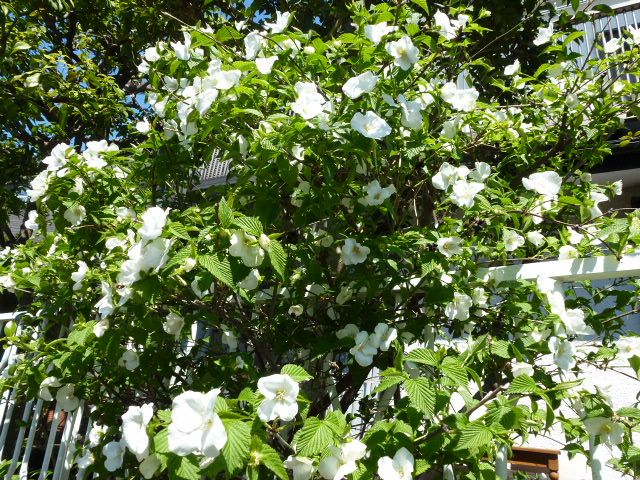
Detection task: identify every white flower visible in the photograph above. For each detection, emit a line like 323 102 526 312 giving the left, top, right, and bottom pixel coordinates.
244 31 266 60
171 32 191 60
450 180 484 208
168 389 227 457
533 23 554 46
119 349 140 371
562 308 595 336
558 245 578 260
102 440 125 472
95 281 114 320
351 111 391 139
336 285 353 305
377 447 414 480
362 180 396 206
89 423 107 447
265 11 291 34
589 191 609 219
229 230 265 267
136 118 151 133
164 312 184 337
144 45 160 62
221 325 238 352
116 207 136 221
350 331 377 366
612 180 623 196
342 71 379 100
583 417 624 446
504 59 521 76
39 376 61 401
210 70 242 90
184 257 197 272
291 82 328 120
42 143 70 174
64 205 86 226
257 373 299 422
289 304 304 316
364 22 398 45
437 237 463 258
140 454 161 479
56 384 80 411
527 231 545 248
511 361 534 377
472 287 488 306
336 324 360 339
285 456 315 480
615 336 640 359
122 403 154 458
445 292 473 321
397 94 423 130
341 238 370 266
71 261 88 291
566 227 583 245
27 170 50 201
370 323 397 352
238 269 261 290
25 210 39 232
94 319 110 337
82 139 118 169
434 11 469 40
503 230 525 252
139 206 170 240
76 450 94 469
603 37 623 54
522 171 562 197
385 36 419 70
318 440 367 480
256 56 278 74
469 162 491 182
441 82 479 112
432 162 469 190
548 337 575 371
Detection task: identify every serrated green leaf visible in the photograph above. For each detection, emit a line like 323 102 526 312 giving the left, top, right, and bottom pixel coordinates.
233 216 263 236
220 419 251 474
292 417 336 456
373 368 407 394
403 378 436 416
405 348 439 366
441 357 468 387
218 197 233 228
281 364 313 382
269 239 287 280
411 0 429 13
507 374 538 394
199 254 234 289
324 411 347 435
164 246 192 271
168 222 191 240
253 439 287 480
168 454 200 480
457 422 494 450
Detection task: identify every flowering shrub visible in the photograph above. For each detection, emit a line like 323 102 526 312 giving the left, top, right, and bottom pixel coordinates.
3 2 640 478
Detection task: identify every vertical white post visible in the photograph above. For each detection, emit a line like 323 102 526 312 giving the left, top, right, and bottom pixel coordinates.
589 436 603 480
443 464 455 480
495 445 508 480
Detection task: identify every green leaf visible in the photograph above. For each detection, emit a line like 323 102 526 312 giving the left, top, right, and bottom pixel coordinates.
168 455 200 480
293 417 336 456
617 407 640 419
269 239 287 280
405 348 439 366
373 368 407 394
232 216 263 236
168 222 191 240
67 324 92 346
199 254 234 289
458 422 494 450
441 357 468 387
220 419 251 474
218 197 233 228
252 439 287 480
507 375 538 394
281 364 313 382
411 0 429 13
403 378 436 416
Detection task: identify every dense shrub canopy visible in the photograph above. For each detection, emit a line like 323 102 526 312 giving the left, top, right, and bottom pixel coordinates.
2 1 640 479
